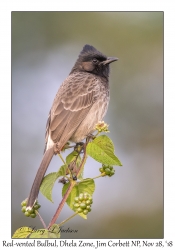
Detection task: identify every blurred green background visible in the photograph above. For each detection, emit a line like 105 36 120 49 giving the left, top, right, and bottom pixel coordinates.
12 12 163 238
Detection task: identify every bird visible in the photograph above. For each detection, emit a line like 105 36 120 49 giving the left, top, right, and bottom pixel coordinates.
26 44 118 209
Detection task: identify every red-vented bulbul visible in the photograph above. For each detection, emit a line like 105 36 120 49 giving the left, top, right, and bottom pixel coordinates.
27 44 118 209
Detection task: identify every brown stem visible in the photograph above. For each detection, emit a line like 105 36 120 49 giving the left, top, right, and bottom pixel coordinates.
47 180 75 229
36 211 47 229
47 142 88 229
58 211 78 227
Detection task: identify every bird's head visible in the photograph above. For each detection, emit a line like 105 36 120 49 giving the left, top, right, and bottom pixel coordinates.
70 44 118 79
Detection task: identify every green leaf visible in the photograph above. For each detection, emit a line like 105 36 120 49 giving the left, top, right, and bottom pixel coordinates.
66 151 79 164
57 164 68 176
62 178 95 219
78 178 95 195
62 183 79 211
12 227 33 238
86 135 122 166
29 225 60 239
77 168 84 181
40 165 67 202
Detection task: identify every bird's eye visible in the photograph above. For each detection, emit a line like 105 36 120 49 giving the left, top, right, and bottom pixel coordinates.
92 58 98 64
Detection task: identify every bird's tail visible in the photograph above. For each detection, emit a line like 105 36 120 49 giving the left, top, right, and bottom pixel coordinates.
26 147 54 209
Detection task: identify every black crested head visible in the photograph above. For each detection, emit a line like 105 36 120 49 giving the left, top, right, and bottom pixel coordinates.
70 44 118 79
79 45 107 62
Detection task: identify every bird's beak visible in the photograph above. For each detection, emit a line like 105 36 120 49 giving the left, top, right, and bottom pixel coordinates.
102 57 118 65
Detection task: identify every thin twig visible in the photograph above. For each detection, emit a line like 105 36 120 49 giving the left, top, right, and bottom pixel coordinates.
58 153 66 165
58 212 78 228
58 153 71 176
92 174 104 180
36 211 47 229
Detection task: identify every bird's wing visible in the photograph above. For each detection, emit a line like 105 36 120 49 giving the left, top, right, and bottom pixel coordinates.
45 73 100 147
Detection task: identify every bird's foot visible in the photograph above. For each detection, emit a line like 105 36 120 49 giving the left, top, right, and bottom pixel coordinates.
86 133 95 143
74 142 84 153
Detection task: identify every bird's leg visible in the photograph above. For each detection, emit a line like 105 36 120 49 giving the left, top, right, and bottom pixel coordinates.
86 133 96 143
74 142 84 153
71 136 93 178
64 142 85 180
59 139 90 181
70 136 93 176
